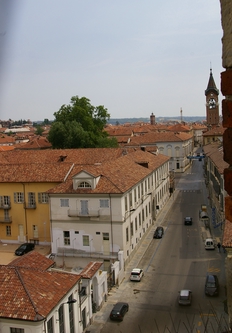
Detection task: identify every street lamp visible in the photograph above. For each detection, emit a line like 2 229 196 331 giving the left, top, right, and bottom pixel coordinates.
56 299 77 322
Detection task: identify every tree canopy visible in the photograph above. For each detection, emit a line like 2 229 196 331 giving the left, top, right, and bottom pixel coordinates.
48 96 118 149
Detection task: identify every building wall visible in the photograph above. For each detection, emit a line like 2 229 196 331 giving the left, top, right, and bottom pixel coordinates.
0 182 57 244
157 138 192 172
220 0 232 328
50 161 170 266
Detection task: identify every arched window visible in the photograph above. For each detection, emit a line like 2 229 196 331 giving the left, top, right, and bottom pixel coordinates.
78 181 91 188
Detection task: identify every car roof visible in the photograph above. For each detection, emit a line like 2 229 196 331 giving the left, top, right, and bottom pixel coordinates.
180 290 190 296
205 238 213 242
113 302 128 309
131 268 142 272
207 274 217 281
185 217 192 220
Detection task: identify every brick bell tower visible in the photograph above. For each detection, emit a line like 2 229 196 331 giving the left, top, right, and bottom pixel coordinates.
205 68 219 126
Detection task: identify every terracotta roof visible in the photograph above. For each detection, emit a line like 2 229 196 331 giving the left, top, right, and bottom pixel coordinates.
203 125 225 136
223 219 232 248
203 143 228 174
0 254 81 321
80 261 103 279
15 136 52 149
48 150 170 194
9 251 54 271
124 131 192 146
0 163 74 182
0 148 124 165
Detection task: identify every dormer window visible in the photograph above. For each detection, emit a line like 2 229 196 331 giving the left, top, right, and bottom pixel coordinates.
78 181 91 188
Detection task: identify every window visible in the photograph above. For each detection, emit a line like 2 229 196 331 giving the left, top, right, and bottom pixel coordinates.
146 205 148 218
6 225 11 236
63 231 70 245
10 329 24 333
129 192 132 207
135 217 138 231
130 221 133 237
124 196 128 212
139 213 141 226
78 181 91 188
0 195 10 207
68 295 75 333
142 209 145 222
28 192 36 208
138 186 140 199
100 199 109 208
47 317 54 333
134 189 137 203
14 192 24 203
58 305 65 333
103 233 109 240
141 183 144 196
60 198 69 207
38 192 48 204
83 235 89 246
126 227 129 242
4 210 11 223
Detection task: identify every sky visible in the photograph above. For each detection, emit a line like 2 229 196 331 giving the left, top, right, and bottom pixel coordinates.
0 0 223 122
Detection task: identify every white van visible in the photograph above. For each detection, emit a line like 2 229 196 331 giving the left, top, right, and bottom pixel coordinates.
205 238 215 250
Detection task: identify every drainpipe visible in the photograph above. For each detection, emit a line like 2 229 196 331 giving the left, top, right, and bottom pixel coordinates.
109 194 113 256
22 183 28 242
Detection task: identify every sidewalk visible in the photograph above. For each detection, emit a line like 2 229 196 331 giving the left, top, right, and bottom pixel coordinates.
86 190 179 333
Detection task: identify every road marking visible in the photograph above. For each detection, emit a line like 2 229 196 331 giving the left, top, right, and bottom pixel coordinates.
200 313 216 317
208 267 220 272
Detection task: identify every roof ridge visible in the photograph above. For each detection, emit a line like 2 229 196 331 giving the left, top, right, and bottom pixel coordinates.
15 267 45 321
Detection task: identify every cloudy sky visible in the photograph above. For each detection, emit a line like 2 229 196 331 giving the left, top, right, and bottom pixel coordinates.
0 0 223 121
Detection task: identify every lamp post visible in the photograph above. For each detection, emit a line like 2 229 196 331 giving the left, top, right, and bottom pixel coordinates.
56 299 77 322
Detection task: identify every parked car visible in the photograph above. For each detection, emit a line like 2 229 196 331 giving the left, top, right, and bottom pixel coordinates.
205 274 219 296
178 289 192 305
15 243 35 256
110 302 129 321
205 238 215 250
153 226 164 238
184 217 192 225
130 268 144 281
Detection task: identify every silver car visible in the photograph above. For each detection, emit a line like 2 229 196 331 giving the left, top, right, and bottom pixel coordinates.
178 289 192 305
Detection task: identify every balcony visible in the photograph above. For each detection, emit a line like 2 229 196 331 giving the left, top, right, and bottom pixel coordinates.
0 216 12 223
68 208 110 218
0 203 11 209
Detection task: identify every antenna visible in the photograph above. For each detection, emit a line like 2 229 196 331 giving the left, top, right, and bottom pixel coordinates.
180 108 182 122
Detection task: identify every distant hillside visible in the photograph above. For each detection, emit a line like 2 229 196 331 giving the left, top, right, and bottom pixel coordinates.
108 116 206 125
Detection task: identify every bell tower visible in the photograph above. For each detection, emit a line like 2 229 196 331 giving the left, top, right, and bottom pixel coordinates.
205 68 219 126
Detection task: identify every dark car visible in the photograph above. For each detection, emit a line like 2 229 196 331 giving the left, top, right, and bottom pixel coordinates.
110 302 129 321
153 226 164 239
184 217 192 225
205 274 219 296
15 243 35 256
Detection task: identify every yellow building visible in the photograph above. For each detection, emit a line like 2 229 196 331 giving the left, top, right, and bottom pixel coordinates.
0 161 73 244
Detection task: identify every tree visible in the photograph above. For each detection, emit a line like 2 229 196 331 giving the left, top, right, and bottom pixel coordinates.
48 96 118 149
35 125 44 136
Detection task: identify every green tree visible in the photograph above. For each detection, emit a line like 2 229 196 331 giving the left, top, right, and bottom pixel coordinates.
48 96 118 149
35 125 44 136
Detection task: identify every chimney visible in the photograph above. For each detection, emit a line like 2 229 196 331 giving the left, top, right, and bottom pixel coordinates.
150 113 155 125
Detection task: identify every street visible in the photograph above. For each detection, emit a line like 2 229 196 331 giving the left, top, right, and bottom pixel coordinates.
91 158 228 333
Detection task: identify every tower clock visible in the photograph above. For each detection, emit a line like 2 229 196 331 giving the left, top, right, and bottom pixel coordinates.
205 68 219 126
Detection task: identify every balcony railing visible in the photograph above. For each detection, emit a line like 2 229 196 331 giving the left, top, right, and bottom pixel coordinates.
0 203 11 209
0 216 12 223
68 208 110 218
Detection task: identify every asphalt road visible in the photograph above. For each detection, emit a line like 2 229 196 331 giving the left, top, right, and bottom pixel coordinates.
97 158 229 333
